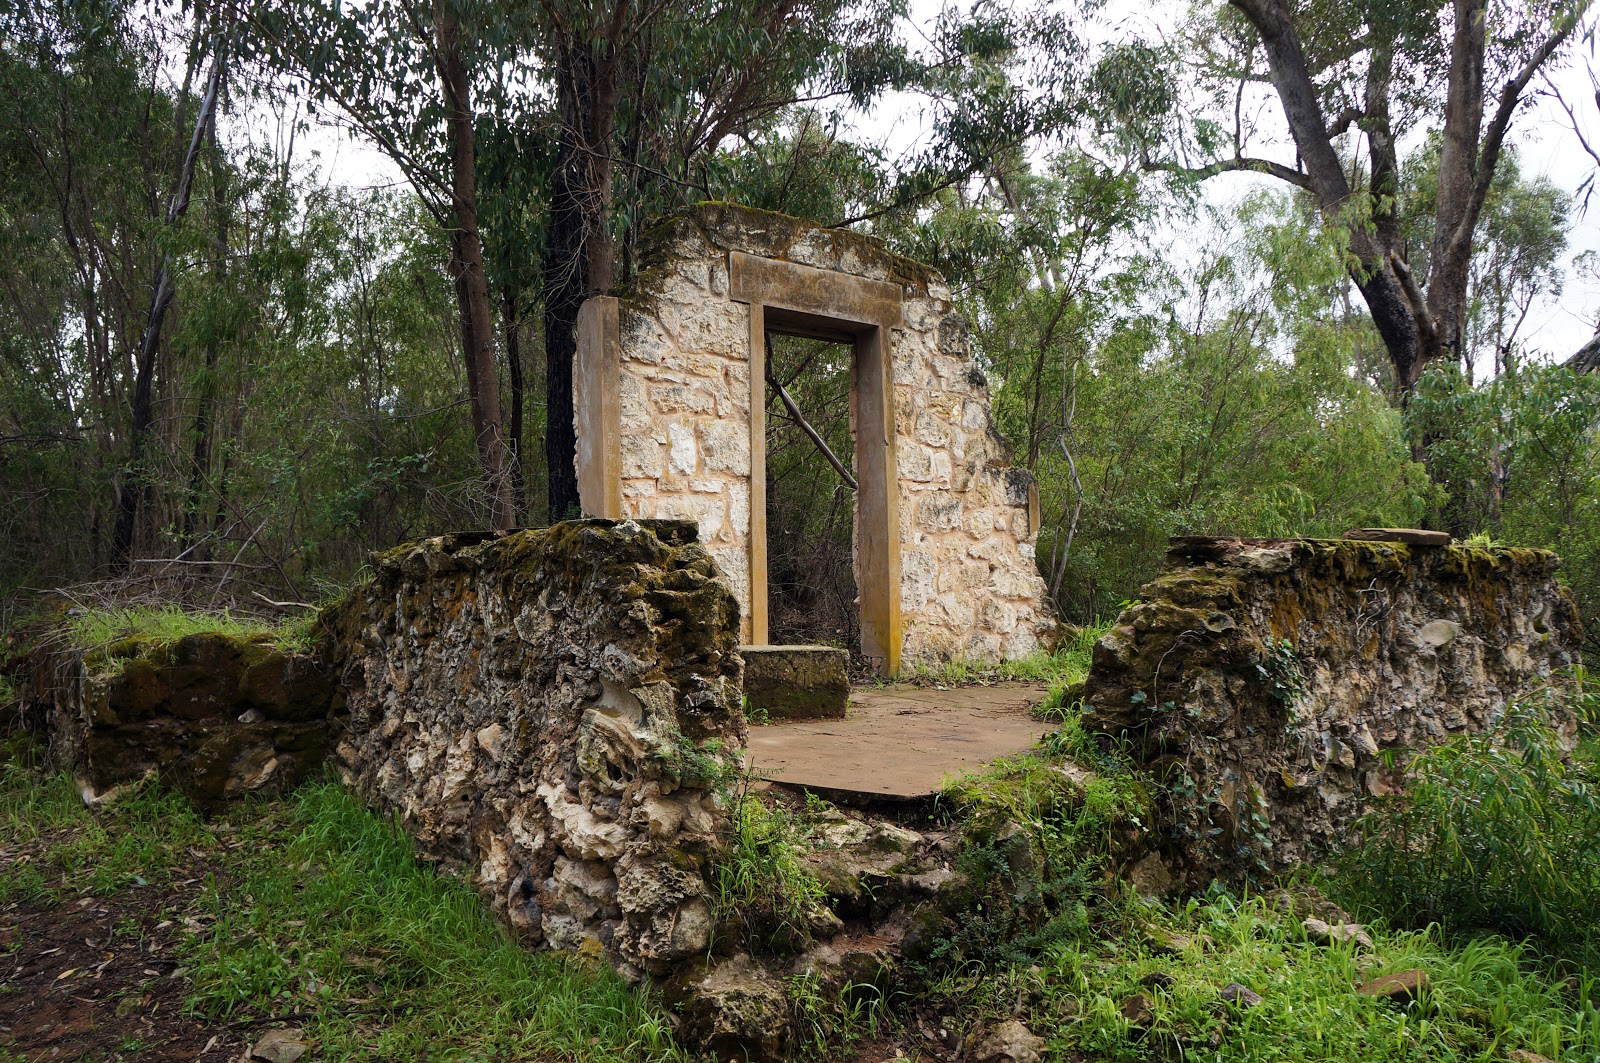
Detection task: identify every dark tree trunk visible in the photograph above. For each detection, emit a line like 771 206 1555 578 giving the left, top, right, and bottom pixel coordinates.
437 4 516 530
503 283 526 516
543 35 619 521
543 157 584 521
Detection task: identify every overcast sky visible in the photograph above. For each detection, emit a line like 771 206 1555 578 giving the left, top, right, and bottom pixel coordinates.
283 0 1600 364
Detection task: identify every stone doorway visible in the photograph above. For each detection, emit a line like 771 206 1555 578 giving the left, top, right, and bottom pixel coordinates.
736 250 902 672
572 203 1055 675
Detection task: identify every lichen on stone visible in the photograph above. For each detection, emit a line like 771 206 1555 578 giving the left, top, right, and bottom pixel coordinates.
328 518 746 980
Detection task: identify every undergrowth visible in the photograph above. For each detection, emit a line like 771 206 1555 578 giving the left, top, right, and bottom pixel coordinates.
924 715 1150 969
1335 670 1600 969
931 891 1600 1062
713 788 832 953
0 768 684 1062
903 620 1108 691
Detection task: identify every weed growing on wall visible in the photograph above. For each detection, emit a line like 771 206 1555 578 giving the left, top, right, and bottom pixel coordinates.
712 786 831 953
59 604 321 656
1335 671 1600 967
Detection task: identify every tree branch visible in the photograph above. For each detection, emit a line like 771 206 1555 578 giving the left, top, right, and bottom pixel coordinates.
1387 252 1437 344
1142 152 1311 189
1450 0 1595 258
1324 105 1362 138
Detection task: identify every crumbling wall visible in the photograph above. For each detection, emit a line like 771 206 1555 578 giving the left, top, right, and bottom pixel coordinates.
604 203 1054 665
20 632 336 807
1082 536 1584 883
328 519 746 981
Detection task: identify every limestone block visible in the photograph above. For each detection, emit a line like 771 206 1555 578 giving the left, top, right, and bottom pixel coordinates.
700 420 750 476
739 645 850 721
901 550 939 611
899 444 935 482
726 481 750 536
668 423 697 475
652 380 719 416
621 434 663 479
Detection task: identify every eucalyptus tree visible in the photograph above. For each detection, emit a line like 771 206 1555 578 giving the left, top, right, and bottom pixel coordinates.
255 0 521 529
1129 0 1595 394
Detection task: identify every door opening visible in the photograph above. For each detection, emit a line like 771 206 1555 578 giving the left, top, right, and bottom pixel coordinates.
762 331 859 649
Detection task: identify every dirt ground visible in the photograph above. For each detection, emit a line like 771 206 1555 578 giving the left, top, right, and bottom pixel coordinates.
0 834 251 1063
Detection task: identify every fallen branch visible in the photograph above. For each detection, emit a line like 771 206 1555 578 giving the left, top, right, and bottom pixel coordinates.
763 352 857 491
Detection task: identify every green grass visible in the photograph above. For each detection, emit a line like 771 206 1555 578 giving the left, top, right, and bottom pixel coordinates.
0 768 685 1062
183 783 681 1061
1334 672 1600 970
60 603 321 656
713 789 832 953
988 893 1600 1061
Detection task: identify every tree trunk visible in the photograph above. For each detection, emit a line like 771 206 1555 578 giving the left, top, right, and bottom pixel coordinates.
503 283 526 516
111 43 226 572
436 3 516 530
543 153 584 521
181 121 229 554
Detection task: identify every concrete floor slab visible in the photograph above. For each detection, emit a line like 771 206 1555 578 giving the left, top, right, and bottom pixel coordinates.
743 681 1053 800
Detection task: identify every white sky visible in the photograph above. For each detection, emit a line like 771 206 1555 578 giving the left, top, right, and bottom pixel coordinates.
285 0 1600 362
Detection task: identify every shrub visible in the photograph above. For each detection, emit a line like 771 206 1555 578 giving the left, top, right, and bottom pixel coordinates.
1336 672 1600 966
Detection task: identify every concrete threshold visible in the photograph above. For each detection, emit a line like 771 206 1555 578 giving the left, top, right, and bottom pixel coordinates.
742 681 1052 802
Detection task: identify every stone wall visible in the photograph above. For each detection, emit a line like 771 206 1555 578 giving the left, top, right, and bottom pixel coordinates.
19 632 336 808
1082 536 1584 883
591 203 1055 667
327 520 746 981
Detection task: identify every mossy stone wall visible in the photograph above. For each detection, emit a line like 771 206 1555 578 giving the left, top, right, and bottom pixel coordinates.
328 519 746 982
21 631 336 807
1082 536 1584 884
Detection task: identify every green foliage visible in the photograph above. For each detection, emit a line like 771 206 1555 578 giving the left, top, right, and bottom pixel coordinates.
1335 674 1600 968
1409 360 1600 649
181 783 681 1060
61 604 318 656
905 642 1093 691
713 790 831 953
0 769 684 1060
1254 637 1308 707
929 720 1150 967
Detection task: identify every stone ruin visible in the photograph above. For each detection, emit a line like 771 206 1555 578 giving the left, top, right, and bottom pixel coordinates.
1083 533 1585 886
326 522 746 982
9 521 1588 1058
4 206 1591 1060
574 203 1056 673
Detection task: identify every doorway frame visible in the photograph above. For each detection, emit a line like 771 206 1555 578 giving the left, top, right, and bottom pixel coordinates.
730 252 903 676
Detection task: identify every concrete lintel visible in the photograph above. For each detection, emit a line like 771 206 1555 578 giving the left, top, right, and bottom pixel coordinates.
729 252 903 329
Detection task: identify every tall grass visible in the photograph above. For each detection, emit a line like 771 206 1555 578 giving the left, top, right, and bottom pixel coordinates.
1337 672 1600 967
